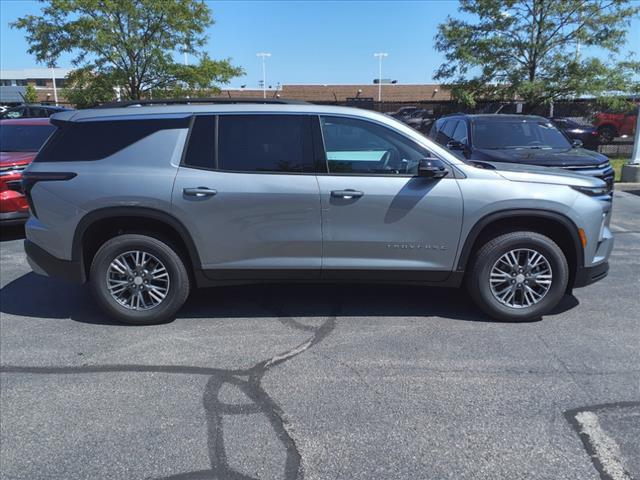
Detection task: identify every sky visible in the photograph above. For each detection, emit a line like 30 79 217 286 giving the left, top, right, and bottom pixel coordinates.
1 0 639 88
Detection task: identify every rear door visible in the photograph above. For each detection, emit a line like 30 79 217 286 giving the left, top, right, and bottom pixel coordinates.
172 114 322 280
315 115 463 281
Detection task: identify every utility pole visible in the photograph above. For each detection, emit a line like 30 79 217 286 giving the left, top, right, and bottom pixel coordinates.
373 52 388 102
256 52 271 99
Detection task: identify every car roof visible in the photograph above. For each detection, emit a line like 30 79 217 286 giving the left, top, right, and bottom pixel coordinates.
0 117 52 125
50 103 395 123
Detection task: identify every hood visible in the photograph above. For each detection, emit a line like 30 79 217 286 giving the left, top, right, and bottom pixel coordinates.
0 151 37 167
468 160 606 188
472 147 608 167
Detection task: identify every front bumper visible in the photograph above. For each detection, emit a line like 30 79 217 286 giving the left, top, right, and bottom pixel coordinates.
573 261 609 288
24 240 85 283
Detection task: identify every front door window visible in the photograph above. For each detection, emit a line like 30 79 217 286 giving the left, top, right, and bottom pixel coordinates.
320 116 430 175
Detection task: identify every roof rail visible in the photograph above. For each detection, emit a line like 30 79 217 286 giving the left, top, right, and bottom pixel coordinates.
95 97 309 108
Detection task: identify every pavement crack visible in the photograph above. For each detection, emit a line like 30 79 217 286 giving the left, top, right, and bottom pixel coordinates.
0 300 342 480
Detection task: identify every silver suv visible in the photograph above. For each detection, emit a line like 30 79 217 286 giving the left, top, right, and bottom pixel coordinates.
22 101 613 324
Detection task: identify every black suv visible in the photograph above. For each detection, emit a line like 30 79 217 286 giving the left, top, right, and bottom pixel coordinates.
428 114 614 191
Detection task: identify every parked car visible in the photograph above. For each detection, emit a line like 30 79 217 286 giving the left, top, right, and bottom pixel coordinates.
0 118 55 224
551 117 600 150
403 109 434 133
23 101 612 325
388 106 420 120
428 114 614 192
593 109 638 143
0 104 71 120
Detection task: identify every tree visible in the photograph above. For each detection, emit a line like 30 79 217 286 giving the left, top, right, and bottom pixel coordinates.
13 0 244 104
23 84 38 103
434 0 640 110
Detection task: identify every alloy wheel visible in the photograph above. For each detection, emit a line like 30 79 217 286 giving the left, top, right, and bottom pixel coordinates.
106 250 170 310
489 248 553 309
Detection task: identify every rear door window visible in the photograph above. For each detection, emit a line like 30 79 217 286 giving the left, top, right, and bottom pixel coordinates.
183 116 215 169
217 115 314 173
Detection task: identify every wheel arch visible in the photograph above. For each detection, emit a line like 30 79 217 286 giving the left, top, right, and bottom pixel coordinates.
597 123 618 134
72 207 202 282
457 210 583 289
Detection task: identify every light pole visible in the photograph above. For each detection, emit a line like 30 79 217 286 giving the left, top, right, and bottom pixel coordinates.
256 52 271 99
621 104 640 182
373 52 388 102
50 66 58 106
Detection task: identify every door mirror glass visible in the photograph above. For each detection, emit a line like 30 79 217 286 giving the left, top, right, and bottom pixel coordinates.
571 139 583 148
418 158 449 178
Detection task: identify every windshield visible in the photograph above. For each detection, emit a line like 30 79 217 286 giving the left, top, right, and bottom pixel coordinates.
0 124 56 152
472 119 571 149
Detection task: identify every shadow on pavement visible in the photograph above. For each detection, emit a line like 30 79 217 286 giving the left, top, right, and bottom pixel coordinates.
0 272 578 326
0 226 25 242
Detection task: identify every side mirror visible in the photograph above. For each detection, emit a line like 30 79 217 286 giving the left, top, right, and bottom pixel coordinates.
418 158 449 178
572 139 583 148
446 140 466 151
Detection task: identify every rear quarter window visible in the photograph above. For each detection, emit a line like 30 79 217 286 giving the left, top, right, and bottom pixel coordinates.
35 117 190 162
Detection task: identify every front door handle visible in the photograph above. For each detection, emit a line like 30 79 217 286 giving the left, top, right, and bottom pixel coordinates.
331 189 364 199
183 187 217 197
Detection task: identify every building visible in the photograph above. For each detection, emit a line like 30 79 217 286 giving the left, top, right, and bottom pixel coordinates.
218 84 451 103
1 66 451 107
0 68 71 104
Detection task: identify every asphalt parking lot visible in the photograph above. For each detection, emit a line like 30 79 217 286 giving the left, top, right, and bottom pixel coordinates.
1 190 638 480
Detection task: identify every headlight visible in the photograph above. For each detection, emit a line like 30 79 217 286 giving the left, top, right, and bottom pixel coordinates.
571 185 609 196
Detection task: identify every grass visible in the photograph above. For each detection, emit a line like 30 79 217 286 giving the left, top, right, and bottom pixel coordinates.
609 158 629 182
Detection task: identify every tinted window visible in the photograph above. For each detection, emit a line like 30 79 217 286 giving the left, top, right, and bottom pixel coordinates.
1 107 26 119
320 116 429 175
36 117 189 162
183 116 215 169
217 115 313 173
472 119 571 149
440 120 457 139
0 124 56 152
452 121 468 144
428 118 444 139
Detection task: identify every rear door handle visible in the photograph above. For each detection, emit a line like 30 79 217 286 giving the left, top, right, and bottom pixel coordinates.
331 189 364 199
183 187 217 197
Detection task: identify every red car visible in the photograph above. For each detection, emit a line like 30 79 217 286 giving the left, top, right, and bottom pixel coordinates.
0 118 56 225
594 109 638 143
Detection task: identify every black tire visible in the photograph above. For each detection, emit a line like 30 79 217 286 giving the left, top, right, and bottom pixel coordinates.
90 234 190 325
597 125 616 144
466 232 569 322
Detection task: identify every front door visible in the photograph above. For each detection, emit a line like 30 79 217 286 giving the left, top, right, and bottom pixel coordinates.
316 115 463 281
172 114 322 280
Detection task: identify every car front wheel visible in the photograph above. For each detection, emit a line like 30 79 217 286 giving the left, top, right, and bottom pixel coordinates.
467 231 569 322
90 234 191 325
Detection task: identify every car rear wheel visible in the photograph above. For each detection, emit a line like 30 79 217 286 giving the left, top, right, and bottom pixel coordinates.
597 125 617 144
467 232 569 322
90 234 190 325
